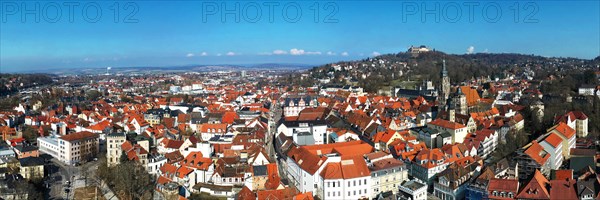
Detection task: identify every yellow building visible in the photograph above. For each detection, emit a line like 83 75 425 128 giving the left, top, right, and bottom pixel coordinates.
19 157 45 179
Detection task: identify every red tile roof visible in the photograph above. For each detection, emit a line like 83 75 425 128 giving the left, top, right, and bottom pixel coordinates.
487 178 519 199
549 178 577 200
428 118 466 130
543 133 562 148
552 122 575 139
517 170 550 199
60 131 98 142
320 156 370 179
459 86 481 106
524 141 550 166
553 169 573 180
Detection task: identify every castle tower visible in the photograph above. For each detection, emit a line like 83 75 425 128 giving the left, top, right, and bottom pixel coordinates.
439 59 451 105
106 132 126 167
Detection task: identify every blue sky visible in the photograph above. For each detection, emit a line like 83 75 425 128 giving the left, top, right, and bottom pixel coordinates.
1 1 599 72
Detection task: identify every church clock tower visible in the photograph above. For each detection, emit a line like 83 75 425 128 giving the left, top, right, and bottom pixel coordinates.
439 59 451 105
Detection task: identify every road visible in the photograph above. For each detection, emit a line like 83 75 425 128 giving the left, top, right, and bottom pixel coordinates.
43 153 118 200
266 100 282 161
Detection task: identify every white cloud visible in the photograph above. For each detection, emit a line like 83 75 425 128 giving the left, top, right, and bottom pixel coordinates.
226 52 236 56
216 53 222 56
483 48 489 53
83 57 90 62
466 46 475 54
371 51 381 56
200 52 208 56
273 50 288 55
186 53 195 57
326 51 336 56
341 52 349 56
289 48 321 55
290 48 305 55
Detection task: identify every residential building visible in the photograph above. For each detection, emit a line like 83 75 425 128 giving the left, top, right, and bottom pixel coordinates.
277 120 327 145
411 148 450 184
398 179 428 200
18 157 45 179
368 157 408 198
433 163 473 200
427 119 468 144
516 170 550 199
555 111 589 138
13 145 38 159
284 141 373 200
514 141 551 180
106 132 126 166
539 133 564 170
283 95 317 117
37 131 99 165
548 122 576 159
487 178 519 199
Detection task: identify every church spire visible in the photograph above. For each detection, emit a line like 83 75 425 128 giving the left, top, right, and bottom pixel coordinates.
441 59 448 77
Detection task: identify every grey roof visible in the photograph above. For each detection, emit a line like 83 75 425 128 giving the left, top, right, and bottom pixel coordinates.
19 157 45 167
295 132 315 146
570 156 595 172
14 145 38 152
253 165 267 176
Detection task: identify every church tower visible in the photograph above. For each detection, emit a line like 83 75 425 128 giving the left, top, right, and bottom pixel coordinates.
455 87 468 115
439 59 451 105
447 98 456 122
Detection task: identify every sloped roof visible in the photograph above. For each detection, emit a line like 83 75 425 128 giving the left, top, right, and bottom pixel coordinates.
517 170 550 199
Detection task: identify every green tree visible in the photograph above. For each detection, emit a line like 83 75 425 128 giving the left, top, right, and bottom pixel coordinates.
21 125 39 143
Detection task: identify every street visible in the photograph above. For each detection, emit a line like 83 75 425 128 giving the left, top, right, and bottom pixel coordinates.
42 153 117 200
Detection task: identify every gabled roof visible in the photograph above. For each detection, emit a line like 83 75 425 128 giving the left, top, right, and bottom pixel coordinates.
428 118 466 130
524 141 550 166
551 122 575 139
487 178 519 195
517 170 550 199
320 156 370 179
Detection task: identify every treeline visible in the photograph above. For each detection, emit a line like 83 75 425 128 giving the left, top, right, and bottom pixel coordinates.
0 74 54 96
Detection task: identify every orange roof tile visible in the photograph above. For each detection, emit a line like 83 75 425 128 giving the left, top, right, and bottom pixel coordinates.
552 122 575 139
524 141 550 166
517 170 550 199
543 133 562 148
60 131 98 142
429 118 466 130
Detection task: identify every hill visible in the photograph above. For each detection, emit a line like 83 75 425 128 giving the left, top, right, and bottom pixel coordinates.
301 51 600 92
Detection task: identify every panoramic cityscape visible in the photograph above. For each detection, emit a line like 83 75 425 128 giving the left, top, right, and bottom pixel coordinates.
1 1 599 200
